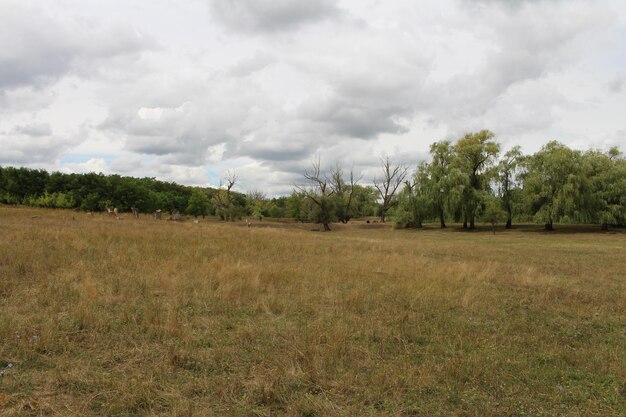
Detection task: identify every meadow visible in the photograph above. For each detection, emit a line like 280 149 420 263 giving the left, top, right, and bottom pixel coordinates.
0 205 625 416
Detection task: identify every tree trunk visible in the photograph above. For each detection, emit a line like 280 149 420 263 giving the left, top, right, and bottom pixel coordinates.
505 217 512 229
323 222 331 232
492 224 496 235
544 220 553 231
439 208 446 228
469 213 475 230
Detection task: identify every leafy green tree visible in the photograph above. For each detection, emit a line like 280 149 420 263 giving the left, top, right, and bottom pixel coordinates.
350 185 378 218
187 189 211 218
522 141 583 230
423 141 460 228
246 190 268 220
453 130 500 229
497 146 524 228
481 195 507 234
394 163 433 228
286 191 310 223
583 148 626 230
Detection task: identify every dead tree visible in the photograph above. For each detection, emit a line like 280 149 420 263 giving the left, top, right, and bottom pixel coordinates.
154 209 162 220
131 207 139 219
213 171 239 221
373 157 408 222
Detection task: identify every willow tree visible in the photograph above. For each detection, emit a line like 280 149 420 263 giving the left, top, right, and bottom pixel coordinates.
497 146 523 228
423 141 459 228
522 141 582 230
453 130 500 229
584 147 626 230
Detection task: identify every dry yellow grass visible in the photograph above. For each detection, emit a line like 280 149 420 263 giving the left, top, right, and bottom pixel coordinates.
1 206 625 416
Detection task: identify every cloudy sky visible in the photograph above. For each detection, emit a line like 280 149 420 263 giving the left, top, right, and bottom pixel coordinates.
1 0 625 194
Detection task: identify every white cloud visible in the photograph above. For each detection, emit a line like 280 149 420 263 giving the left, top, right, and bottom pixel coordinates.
0 0 625 195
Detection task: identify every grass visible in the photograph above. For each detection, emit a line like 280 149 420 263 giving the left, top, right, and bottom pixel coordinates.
0 205 625 416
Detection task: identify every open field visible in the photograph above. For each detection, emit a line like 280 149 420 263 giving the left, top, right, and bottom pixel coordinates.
1 206 625 416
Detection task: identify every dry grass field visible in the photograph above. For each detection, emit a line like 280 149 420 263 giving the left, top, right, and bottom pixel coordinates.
1 205 625 416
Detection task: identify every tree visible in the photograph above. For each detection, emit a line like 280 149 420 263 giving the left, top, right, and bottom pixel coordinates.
373 157 408 223
295 159 336 231
187 189 210 218
453 130 500 229
351 185 379 218
423 141 459 228
497 146 523 229
329 165 359 224
394 163 435 229
213 171 241 221
522 141 582 230
583 148 626 230
286 191 310 223
247 190 268 220
481 195 507 234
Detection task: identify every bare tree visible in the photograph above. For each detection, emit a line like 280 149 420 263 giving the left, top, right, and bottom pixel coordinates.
246 190 266 202
295 159 335 231
213 170 239 221
373 156 408 222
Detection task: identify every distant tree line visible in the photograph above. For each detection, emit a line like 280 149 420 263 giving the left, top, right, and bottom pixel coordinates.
2 132 624 230
0 166 314 221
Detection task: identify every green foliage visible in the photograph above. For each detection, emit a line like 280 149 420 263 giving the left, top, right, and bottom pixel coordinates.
351 185 379 217
481 195 507 233
186 189 211 217
286 192 310 223
521 141 584 229
2 134 625 232
0 165 204 214
497 146 523 228
421 141 463 228
453 130 500 229
392 176 430 229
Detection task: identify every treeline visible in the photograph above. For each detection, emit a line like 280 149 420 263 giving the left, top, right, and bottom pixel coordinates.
0 166 371 221
292 131 626 231
0 169 199 213
2 132 625 230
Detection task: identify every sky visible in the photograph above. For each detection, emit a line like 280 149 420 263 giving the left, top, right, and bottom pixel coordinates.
1 0 625 195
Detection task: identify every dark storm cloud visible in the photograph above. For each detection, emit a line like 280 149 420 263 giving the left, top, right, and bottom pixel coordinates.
208 0 341 33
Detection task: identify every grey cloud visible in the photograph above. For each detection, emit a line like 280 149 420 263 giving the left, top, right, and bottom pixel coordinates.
209 0 341 33
0 3 153 91
427 0 611 135
10 122 53 137
100 75 271 165
229 52 277 77
0 131 79 165
608 74 625 93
